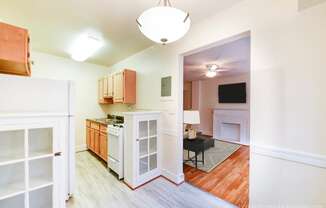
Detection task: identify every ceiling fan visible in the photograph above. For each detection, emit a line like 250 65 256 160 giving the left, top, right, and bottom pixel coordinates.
184 63 231 78
205 64 229 77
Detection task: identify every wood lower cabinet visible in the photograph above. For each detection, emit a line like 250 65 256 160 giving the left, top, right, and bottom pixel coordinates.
94 129 100 155
86 127 91 149
89 128 95 151
86 120 108 162
99 132 108 161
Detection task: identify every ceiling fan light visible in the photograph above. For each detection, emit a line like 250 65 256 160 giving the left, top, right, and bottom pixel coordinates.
137 4 191 44
206 71 217 78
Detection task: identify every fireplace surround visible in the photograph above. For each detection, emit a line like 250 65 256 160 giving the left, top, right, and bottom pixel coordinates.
213 109 249 145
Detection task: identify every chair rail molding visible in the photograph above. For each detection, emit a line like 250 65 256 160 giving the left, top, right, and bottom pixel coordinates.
252 144 326 169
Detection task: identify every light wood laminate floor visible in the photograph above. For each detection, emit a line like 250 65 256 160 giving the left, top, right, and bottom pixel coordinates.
67 151 236 208
184 146 249 208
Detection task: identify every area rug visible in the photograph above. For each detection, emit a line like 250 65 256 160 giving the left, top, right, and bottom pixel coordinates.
183 140 241 172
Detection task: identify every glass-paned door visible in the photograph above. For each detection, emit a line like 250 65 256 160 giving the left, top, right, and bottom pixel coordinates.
0 118 65 208
28 127 55 208
138 120 158 176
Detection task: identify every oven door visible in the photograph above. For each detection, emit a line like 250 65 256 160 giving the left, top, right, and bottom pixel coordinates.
108 132 120 161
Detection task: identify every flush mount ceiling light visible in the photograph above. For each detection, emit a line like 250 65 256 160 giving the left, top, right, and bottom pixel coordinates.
70 34 104 62
137 0 191 45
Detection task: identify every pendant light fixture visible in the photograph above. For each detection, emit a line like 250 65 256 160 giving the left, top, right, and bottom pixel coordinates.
137 0 191 45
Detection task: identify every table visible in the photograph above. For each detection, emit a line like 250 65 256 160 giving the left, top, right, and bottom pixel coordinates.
183 136 215 168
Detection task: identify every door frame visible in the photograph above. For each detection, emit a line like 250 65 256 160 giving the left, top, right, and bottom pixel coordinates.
176 31 251 181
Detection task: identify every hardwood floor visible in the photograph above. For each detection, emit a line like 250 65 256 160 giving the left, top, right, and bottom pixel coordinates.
67 151 237 208
184 145 249 208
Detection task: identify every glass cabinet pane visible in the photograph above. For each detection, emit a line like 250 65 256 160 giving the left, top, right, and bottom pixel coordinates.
0 130 25 163
149 154 157 171
139 121 148 138
139 139 148 157
29 128 53 157
139 156 148 175
149 120 157 136
0 194 25 208
29 185 53 208
29 157 53 189
0 162 25 199
149 137 157 154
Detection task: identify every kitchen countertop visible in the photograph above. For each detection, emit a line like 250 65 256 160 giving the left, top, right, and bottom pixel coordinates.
122 110 161 115
87 118 110 125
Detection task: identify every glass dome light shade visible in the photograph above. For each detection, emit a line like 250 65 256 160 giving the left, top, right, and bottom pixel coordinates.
137 6 191 44
206 71 217 78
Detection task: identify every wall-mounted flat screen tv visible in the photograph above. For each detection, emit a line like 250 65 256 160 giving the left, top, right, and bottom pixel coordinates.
218 82 246 103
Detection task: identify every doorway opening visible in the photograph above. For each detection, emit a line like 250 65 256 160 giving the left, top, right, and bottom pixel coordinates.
180 32 250 208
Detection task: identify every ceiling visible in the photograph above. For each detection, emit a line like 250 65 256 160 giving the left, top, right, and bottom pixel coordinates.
0 0 243 66
184 36 250 81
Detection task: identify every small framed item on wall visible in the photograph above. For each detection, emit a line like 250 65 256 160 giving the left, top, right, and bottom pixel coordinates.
160 76 173 101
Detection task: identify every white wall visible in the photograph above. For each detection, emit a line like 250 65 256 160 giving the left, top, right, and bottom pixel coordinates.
106 0 326 206
30 51 108 151
191 80 200 111
195 74 249 136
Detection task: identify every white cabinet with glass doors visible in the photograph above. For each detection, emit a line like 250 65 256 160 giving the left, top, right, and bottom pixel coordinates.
0 116 66 208
123 111 160 189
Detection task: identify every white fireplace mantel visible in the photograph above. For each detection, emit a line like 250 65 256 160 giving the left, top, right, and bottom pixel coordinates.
213 109 250 145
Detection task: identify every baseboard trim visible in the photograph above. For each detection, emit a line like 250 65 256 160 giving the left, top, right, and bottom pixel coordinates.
252 144 326 169
75 144 87 153
161 169 185 185
215 138 250 146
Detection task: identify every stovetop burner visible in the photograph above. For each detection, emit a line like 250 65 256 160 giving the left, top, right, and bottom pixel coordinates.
112 124 124 128
107 114 124 126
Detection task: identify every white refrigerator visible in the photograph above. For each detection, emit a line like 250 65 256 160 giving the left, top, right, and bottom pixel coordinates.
0 75 75 200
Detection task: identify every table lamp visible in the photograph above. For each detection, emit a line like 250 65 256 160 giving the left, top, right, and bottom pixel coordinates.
184 110 200 139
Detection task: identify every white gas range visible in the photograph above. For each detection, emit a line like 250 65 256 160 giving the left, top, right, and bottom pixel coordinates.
107 122 124 179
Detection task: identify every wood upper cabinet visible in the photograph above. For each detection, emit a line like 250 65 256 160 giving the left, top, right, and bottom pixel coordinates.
98 78 112 104
103 76 108 97
113 69 136 104
113 72 124 103
98 79 104 103
0 22 31 76
98 69 136 105
103 75 113 98
107 74 114 98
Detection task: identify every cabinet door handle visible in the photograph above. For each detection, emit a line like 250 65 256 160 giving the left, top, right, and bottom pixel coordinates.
136 139 139 142
55 152 62 157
